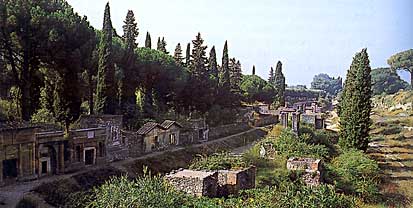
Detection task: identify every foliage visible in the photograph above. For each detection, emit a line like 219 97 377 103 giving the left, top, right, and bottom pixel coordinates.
145 31 151 48
387 49 413 86
240 75 275 103
371 67 409 95
205 104 237 126
310 73 343 96
173 43 184 65
339 49 372 151
329 149 380 203
0 98 19 122
88 174 186 208
189 152 249 171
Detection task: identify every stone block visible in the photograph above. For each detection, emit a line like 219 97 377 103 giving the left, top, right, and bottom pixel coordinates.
165 169 218 197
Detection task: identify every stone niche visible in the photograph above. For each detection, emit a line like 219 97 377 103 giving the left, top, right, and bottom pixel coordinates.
165 169 218 197
217 166 256 197
287 157 322 186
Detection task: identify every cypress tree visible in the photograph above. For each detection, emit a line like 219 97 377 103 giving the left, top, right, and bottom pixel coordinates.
145 31 151 48
157 37 161 50
339 49 372 151
252 65 256 75
120 9 139 113
185 43 191 67
190 33 208 78
230 58 242 93
220 41 230 90
160 37 168 54
209 46 219 86
95 2 117 114
269 67 274 84
273 61 285 108
174 43 184 65
122 10 138 50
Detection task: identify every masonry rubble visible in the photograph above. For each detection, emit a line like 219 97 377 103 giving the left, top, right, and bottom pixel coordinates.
287 157 323 186
165 166 256 197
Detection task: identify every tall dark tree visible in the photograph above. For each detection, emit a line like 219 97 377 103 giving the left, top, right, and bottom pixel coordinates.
339 49 372 151
173 43 184 65
120 9 139 113
273 61 285 108
230 58 242 93
220 41 231 91
145 31 151 48
185 43 191 67
208 46 219 87
95 2 117 114
157 37 161 51
158 37 167 54
252 65 256 75
269 67 274 84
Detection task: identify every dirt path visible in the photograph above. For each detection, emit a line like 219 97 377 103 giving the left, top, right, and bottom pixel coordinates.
0 125 269 208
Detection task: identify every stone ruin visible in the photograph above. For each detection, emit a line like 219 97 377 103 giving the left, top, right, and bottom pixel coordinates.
165 169 218 197
287 157 322 186
165 166 256 197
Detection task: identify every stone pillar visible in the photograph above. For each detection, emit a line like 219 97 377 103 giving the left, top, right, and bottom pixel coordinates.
292 112 301 133
58 143 65 174
32 142 36 176
281 112 289 128
18 144 23 178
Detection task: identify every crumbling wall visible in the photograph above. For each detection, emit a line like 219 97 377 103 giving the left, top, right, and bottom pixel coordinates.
209 122 250 140
217 166 256 197
253 115 278 127
287 157 322 186
165 170 218 197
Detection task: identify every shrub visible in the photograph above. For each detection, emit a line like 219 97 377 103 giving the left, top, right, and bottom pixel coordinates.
88 174 186 208
382 125 402 135
189 153 249 171
329 149 380 203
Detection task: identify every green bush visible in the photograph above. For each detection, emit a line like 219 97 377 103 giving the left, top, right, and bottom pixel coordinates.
87 174 186 208
189 153 249 171
329 149 380 203
382 125 402 135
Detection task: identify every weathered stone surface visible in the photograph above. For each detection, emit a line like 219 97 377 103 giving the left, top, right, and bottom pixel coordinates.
217 166 256 197
165 169 218 197
287 157 322 186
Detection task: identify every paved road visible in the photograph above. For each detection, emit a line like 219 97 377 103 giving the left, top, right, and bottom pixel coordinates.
0 125 269 208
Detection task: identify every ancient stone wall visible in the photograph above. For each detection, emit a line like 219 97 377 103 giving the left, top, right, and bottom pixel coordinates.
253 115 278 127
209 122 250 140
165 170 218 197
287 157 322 186
217 166 256 197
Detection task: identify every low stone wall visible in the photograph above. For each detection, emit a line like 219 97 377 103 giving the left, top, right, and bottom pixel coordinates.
122 130 144 158
252 115 278 127
209 122 251 140
287 157 322 186
165 169 218 197
217 166 256 197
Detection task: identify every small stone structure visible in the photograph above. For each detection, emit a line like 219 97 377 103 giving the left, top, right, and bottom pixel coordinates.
165 166 256 198
217 166 256 197
287 157 322 186
165 169 218 197
136 120 182 153
301 114 325 129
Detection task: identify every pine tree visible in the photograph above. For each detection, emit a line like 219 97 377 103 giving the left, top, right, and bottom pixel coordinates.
190 33 208 78
208 46 219 86
273 61 285 108
160 37 168 54
339 49 372 151
220 41 230 90
252 65 256 75
174 43 184 65
185 43 191 67
145 31 151 48
269 67 274 84
95 2 117 114
122 10 138 50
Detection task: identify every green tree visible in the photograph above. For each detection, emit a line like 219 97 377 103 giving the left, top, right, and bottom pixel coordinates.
173 43 184 66
387 49 413 87
157 37 167 54
230 58 242 93
252 65 256 75
95 2 117 114
219 41 230 91
273 61 285 108
310 73 343 96
208 46 219 87
269 67 274 84
371 67 409 95
339 49 372 151
145 31 151 48
120 10 139 115
240 75 275 103
185 43 191 67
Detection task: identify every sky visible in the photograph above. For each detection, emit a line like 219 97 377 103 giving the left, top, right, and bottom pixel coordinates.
66 0 413 86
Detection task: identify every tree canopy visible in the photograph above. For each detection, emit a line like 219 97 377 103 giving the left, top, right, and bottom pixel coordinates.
371 68 409 95
387 49 413 86
310 73 342 96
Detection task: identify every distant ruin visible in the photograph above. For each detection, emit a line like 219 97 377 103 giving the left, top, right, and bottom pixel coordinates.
287 157 323 186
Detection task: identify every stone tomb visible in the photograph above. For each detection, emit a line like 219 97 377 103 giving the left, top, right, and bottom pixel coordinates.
217 166 256 197
165 166 256 198
287 157 322 186
165 169 218 197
